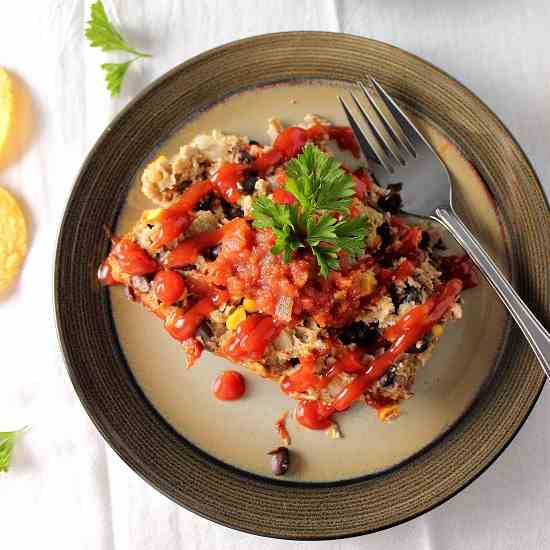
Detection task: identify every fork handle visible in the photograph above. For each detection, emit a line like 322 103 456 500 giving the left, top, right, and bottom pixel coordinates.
433 207 550 379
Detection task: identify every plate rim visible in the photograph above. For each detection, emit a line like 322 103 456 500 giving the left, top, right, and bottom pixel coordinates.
54 31 548 540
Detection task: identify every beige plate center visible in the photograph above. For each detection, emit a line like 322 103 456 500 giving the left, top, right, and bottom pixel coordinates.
111 81 509 482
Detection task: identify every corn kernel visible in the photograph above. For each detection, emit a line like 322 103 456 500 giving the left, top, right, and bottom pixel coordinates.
360 270 378 295
378 404 400 422
431 324 445 338
243 298 258 313
144 208 162 223
226 306 247 330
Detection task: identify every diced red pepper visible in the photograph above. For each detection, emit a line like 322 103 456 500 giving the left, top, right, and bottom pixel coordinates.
272 187 296 205
273 127 308 158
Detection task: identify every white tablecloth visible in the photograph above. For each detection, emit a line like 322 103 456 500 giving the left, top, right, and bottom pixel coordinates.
2 1 549 548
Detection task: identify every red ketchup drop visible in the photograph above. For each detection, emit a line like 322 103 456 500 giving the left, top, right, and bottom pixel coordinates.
212 370 246 400
152 270 187 305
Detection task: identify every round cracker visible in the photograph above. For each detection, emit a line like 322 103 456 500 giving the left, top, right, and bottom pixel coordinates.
0 67 14 157
0 187 27 290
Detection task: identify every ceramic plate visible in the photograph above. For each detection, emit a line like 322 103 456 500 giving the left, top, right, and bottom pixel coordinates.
55 33 549 539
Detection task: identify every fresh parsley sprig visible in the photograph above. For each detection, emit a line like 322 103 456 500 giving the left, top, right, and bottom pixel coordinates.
85 1 151 96
0 427 28 473
285 145 356 214
251 144 370 277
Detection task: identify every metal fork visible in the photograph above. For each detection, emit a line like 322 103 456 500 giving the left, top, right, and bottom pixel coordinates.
339 77 550 378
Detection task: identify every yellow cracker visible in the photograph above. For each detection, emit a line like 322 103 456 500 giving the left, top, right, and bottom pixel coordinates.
0 187 27 290
0 67 14 157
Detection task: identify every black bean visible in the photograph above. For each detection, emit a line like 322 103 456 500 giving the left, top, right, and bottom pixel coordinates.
402 285 422 304
130 275 150 293
289 357 300 367
202 245 220 262
376 222 393 250
222 201 244 219
387 182 403 192
419 230 430 250
197 320 213 342
339 321 378 346
195 192 213 211
390 284 422 309
241 174 257 195
380 256 395 268
380 366 397 387
238 150 255 164
434 238 446 251
389 286 401 309
268 447 290 476
406 338 429 354
378 192 402 214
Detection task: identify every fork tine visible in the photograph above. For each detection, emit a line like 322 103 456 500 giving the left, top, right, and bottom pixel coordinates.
365 77 417 158
337 95 395 174
350 88 405 166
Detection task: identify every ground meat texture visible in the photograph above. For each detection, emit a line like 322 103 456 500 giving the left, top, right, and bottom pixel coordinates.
124 285 137 302
130 275 150 293
195 192 214 211
339 321 378 346
241 174 257 195
222 201 244 219
378 191 402 214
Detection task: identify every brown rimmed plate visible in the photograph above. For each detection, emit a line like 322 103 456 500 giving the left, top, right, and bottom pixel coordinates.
54 32 549 540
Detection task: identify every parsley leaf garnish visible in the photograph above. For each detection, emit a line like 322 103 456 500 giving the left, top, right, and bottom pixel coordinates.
0 427 28 473
85 1 151 97
286 145 356 214
100 60 136 97
251 144 370 277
